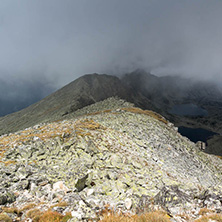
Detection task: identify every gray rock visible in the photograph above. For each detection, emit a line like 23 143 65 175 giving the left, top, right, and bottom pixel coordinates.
0 192 16 205
75 174 89 192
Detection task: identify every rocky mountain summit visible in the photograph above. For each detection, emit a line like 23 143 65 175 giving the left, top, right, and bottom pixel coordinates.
0 97 222 221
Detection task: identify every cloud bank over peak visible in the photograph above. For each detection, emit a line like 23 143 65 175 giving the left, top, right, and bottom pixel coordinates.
0 0 222 88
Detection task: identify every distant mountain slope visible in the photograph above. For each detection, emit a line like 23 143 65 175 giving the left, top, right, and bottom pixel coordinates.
122 69 222 110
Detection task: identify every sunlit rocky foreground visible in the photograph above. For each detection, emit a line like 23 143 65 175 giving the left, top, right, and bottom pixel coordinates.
0 101 222 221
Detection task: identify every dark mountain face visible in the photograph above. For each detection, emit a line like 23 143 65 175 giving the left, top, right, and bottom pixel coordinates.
122 70 222 108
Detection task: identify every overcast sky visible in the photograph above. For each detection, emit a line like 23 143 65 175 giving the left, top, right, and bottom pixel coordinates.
0 0 222 115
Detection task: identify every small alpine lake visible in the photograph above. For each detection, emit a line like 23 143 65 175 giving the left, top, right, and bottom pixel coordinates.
178 126 219 143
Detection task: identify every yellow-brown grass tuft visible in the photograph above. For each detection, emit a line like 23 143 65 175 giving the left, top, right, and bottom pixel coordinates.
175 213 190 221
86 109 113 116
20 203 38 212
198 208 214 216
50 201 68 209
61 212 72 222
38 211 63 222
2 207 19 214
26 208 42 222
0 213 12 222
75 119 102 130
121 107 168 124
3 160 17 166
99 210 171 222
75 119 104 137
194 213 222 222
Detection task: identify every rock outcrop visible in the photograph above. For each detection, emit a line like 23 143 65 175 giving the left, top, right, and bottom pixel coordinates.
0 98 221 221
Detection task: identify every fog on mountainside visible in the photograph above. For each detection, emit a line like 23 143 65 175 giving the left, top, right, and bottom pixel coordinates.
1 69 222 117
0 77 56 117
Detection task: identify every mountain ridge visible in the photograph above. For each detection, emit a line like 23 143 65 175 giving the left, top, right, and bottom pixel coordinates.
1 70 222 156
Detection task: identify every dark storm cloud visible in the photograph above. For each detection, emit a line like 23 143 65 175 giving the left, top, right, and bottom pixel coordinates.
0 0 222 90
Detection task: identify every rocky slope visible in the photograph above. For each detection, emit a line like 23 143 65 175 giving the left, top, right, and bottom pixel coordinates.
0 98 222 221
